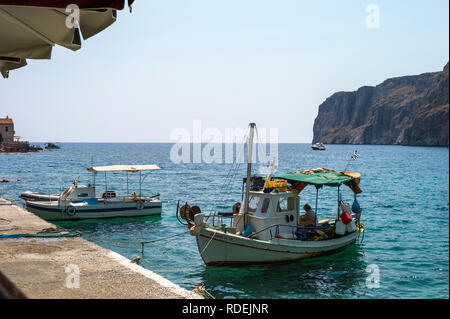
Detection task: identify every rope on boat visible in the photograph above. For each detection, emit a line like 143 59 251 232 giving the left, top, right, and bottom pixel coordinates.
138 229 217 272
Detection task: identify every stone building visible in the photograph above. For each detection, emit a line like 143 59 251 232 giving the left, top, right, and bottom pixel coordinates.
0 116 14 144
0 116 34 152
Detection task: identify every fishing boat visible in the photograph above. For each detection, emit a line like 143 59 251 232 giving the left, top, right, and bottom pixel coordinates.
24 164 162 220
178 123 364 266
312 142 326 150
44 143 60 149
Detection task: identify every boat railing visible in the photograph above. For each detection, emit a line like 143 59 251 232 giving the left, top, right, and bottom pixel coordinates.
247 223 333 241
211 212 234 227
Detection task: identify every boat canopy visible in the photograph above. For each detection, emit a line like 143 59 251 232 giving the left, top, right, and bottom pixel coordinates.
87 165 161 173
273 167 362 194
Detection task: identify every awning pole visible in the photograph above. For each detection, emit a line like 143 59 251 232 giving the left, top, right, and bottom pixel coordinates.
92 172 96 196
244 123 256 229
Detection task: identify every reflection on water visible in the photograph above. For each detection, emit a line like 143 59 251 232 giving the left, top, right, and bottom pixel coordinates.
1 143 448 298
196 245 368 299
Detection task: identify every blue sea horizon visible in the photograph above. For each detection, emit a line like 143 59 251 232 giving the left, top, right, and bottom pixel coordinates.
1 143 448 299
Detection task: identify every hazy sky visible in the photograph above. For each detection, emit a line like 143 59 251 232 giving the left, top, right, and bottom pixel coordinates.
1 0 449 143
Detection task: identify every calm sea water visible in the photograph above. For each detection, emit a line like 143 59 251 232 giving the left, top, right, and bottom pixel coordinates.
0 143 448 299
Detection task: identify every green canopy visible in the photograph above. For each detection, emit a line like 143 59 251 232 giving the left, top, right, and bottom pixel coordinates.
272 168 362 193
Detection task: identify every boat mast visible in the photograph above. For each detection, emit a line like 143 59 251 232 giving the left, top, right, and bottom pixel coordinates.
244 123 256 229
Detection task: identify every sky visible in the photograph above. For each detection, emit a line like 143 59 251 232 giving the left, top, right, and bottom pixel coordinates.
1 0 449 143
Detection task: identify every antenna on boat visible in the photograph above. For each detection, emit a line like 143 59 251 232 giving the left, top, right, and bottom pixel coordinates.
343 150 359 172
243 123 256 229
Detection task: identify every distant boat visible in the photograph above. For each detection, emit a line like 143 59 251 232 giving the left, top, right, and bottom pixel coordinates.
312 142 326 150
45 143 60 149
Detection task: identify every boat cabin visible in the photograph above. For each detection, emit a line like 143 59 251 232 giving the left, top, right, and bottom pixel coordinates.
60 184 96 200
234 190 300 241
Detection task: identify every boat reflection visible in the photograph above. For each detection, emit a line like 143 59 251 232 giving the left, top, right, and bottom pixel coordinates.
194 244 367 298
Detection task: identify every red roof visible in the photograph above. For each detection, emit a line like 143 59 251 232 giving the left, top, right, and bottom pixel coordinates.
0 118 13 125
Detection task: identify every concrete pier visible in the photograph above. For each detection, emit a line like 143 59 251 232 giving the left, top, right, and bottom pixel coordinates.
0 197 202 299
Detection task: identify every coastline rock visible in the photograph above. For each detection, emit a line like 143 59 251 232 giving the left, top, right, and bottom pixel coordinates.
312 62 449 146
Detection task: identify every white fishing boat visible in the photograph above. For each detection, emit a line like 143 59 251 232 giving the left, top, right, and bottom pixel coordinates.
24 164 162 220
312 142 326 150
178 123 365 266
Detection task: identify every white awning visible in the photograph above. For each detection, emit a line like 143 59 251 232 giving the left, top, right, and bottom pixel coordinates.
87 165 161 173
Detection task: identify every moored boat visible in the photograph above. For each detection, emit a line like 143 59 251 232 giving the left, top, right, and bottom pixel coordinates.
178 123 364 266
312 142 326 150
24 164 162 220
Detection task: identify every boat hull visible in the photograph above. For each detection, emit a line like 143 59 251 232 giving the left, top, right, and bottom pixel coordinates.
25 200 162 220
194 226 359 266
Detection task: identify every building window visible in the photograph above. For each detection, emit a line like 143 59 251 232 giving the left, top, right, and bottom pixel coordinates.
5 127 8 132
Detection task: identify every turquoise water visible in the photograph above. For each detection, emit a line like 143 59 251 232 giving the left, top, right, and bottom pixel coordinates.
0 143 448 299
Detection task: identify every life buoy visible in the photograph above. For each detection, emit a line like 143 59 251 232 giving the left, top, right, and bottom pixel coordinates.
66 206 76 216
136 200 145 210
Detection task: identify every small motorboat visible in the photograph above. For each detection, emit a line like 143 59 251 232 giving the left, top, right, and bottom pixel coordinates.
45 143 60 149
312 142 326 150
178 123 364 266
24 164 162 220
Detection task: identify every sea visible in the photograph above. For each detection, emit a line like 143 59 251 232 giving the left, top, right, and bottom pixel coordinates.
0 143 448 299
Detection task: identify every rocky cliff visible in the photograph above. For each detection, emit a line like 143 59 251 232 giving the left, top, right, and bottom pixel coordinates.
312 63 449 146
